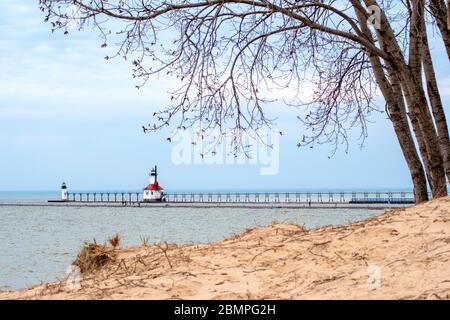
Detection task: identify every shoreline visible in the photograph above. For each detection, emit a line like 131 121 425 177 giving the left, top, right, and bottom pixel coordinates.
1 196 449 300
0 202 407 210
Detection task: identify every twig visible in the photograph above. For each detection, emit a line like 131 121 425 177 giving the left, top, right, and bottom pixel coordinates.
156 242 173 269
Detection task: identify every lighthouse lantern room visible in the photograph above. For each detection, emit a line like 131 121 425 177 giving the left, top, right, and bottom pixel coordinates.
143 166 165 202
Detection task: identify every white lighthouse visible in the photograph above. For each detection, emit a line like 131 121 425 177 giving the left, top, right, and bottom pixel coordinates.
61 182 68 201
143 166 165 202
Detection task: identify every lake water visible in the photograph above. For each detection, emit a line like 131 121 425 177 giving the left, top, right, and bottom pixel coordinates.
0 192 384 291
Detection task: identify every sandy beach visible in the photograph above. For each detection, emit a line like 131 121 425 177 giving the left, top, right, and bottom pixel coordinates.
1 196 449 300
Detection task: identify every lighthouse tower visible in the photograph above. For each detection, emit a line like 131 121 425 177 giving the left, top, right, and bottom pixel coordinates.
143 166 165 202
61 182 68 201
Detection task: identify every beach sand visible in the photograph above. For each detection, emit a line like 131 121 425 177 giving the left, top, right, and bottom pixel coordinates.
1 196 449 300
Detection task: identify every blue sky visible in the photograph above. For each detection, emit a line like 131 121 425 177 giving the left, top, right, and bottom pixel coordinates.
0 1 449 192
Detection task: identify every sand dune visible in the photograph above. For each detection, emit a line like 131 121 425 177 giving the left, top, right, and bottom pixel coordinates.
1 196 449 300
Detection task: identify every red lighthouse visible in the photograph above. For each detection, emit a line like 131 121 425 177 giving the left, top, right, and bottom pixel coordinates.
143 166 165 202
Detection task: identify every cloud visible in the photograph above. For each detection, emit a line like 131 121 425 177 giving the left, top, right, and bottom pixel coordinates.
4 1 34 12
31 43 53 54
0 2 176 118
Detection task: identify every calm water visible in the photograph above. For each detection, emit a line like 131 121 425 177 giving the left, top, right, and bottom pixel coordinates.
0 193 384 291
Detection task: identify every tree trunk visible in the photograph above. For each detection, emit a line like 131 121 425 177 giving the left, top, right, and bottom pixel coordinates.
421 19 450 181
402 71 448 198
392 67 437 195
404 0 447 197
386 84 430 203
352 0 429 203
402 0 435 190
398 76 434 189
429 0 450 59
364 0 448 198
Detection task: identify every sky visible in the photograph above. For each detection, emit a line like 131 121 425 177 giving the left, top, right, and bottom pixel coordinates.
0 0 449 192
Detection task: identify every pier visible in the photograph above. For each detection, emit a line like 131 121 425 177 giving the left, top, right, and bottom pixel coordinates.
43 191 418 209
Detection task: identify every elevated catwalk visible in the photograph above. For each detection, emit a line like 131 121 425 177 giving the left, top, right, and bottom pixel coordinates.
34 191 419 209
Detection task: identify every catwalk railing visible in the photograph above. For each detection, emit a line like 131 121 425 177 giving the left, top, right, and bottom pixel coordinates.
64 191 419 205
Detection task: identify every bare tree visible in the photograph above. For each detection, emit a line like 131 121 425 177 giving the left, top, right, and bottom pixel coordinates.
38 0 449 202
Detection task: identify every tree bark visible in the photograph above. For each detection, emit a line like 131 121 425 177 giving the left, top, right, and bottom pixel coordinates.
386 79 430 203
421 19 450 181
429 0 450 59
404 0 447 197
398 73 434 189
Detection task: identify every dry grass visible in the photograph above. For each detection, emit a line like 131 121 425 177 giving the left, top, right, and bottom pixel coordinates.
73 240 117 274
140 236 150 247
108 233 121 249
